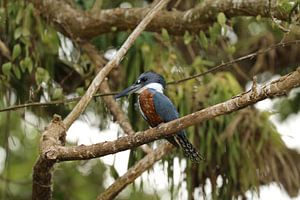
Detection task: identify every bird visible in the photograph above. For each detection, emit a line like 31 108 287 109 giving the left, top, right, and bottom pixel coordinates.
114 71 203 162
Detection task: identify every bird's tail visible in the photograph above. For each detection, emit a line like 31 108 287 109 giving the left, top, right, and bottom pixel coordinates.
174 132 204 162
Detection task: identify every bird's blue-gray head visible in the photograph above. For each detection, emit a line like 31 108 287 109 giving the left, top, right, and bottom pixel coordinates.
114 71 166 99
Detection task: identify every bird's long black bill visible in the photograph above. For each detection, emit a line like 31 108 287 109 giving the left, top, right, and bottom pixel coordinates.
114 84 142 99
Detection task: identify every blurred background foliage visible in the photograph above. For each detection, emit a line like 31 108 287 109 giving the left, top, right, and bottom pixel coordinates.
0 0 300 199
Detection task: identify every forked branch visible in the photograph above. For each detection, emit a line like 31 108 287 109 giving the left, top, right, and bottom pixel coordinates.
31 1 170 199
41 68 300 161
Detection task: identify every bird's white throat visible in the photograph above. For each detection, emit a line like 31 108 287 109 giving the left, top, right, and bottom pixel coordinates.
136 83 164 94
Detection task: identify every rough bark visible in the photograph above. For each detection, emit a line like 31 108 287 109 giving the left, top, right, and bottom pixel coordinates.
40 68 300 161
30 0 289 39
32 115 66 200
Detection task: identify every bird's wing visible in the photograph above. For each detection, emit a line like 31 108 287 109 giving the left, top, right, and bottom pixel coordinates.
152 91 180 147
152 91 179 122
152 91 204 161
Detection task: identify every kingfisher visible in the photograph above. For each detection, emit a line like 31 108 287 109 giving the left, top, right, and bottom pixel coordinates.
114 71 203 162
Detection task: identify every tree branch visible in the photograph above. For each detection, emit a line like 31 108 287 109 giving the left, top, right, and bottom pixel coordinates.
63 0 171 129
80 42 153 153
31 1 170 199
30 0 290 39
32 115 66 200
97 143 173 200
42 68 300 161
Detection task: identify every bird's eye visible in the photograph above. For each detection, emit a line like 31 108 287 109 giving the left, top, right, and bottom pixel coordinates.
136 77 147 84
141 77 147 82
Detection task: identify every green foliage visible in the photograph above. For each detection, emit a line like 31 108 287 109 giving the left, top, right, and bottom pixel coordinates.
35 67 50 84
275 91 300 120
53 161 106 200
2 62 12 76
1 0 300 199
161 28 170 42
217 12 227 26
12 44 21 61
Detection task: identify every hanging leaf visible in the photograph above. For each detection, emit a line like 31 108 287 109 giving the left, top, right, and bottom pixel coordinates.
226 45 236 55
52 88 63 100
2 62 12 76
12 65 21 79
22 4 33 37
12 44 21 61
76 87 85 96
161 28 170 42
199 31 208 49
217 12 227 26
35 67 50 84
184 31 193 45
16 7 24 25
14 27 22 39
109 165 119 180
24 57 33 73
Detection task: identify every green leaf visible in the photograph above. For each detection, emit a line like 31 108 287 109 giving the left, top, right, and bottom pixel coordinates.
199 31 208 49
35 67 50 84
217 12 226 26
2 62 12 76
16 8 24 25
14 27 22 39
161 28 170 42
20 57 33 73
22 5 33 37
13 65 21 79
184 31 193 45
109 165 119 180
12 44 21 61
25 57 33 73
41 28 59 54
226 45 236 55
20 60 26 73
76 87 85 96
52 88 63 100
208 23 221 44
22 26 31 37
256 15 262 21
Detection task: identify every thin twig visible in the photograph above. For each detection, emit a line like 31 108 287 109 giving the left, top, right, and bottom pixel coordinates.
167 40 300 84
0 92 117 113
1 39 299 113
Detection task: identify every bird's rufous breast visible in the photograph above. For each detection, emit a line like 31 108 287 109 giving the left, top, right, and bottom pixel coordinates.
138 89 163 127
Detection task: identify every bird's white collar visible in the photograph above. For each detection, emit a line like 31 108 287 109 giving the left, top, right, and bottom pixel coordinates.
136 83 164 94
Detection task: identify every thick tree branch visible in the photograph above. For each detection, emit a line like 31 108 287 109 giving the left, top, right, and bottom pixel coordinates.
31 1 169 199
97 143 173 200
32 115 66 200
31 0 290 39
43 68 300 161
